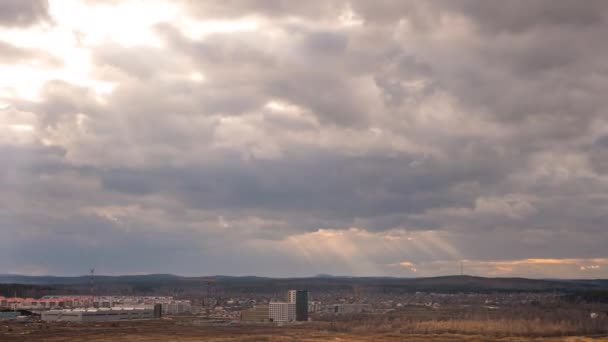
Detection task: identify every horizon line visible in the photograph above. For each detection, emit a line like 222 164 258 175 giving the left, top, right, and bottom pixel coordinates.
0 273 606 281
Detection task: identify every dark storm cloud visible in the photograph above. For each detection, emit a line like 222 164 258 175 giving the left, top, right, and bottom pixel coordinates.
180 0 608 33
300 31 349 56
154 24 376 125
0 145 69 188
86 140 522 238
0 0 49 27
590 135 608 174
159 0 608 241
448 0 608 33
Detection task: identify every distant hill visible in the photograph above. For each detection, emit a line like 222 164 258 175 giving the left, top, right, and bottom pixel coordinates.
315 274 336 278
1 274 606 296
0 274 181 285
375 275 597 292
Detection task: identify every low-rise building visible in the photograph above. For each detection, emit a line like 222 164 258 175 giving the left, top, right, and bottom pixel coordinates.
0 311 20 320
331 304 371 314
41 307 154 322
308 301 322 313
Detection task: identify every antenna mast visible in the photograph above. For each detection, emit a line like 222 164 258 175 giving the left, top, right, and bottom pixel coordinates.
89 268 95 297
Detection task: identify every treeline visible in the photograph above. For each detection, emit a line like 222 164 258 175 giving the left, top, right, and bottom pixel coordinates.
563 290 608 304
2 275 607 297
0 284 58 299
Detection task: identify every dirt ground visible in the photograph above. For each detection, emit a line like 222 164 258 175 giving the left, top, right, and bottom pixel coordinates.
1 318 607 342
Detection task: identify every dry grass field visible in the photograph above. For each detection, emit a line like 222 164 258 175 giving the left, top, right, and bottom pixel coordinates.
1 317 607 342
307 303 608 339
1 304 607 342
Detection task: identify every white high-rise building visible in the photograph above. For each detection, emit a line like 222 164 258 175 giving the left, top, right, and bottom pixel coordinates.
269 302 295 322
287 290 296 303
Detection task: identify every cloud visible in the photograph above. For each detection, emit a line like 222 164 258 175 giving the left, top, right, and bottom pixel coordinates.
0 41 61 66
390 257 608 278
0 0 50 27
0 0 607 277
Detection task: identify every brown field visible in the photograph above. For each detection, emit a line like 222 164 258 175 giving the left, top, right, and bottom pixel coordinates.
313 304 608 338
1 317 607 342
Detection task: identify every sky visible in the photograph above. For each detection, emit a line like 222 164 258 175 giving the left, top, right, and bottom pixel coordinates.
1 0 608 278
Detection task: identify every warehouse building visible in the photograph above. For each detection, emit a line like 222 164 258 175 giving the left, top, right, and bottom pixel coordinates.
331 304 371 314
161 300 191 315
41 307 156 322
240 305 269 322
